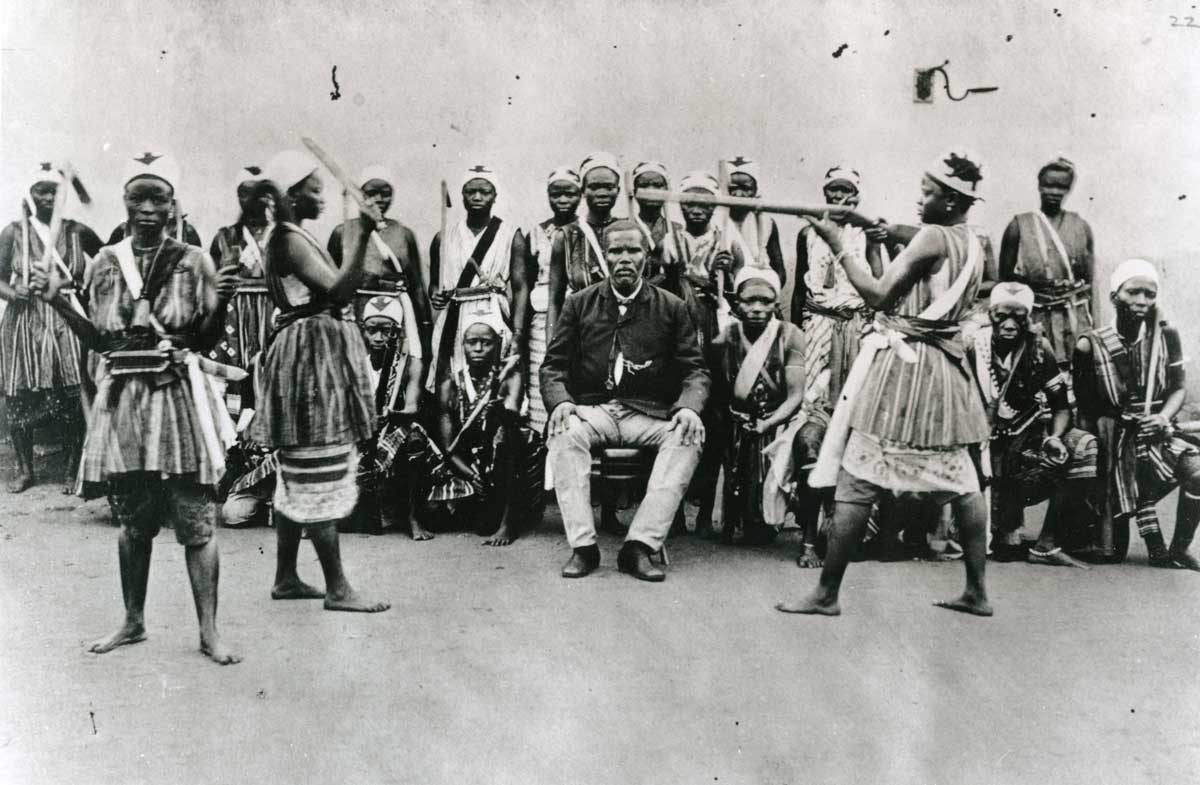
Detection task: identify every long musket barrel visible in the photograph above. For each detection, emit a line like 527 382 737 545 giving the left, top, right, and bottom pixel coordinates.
635 188 874 227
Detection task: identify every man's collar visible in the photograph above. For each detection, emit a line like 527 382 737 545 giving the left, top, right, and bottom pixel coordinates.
609 279 645 303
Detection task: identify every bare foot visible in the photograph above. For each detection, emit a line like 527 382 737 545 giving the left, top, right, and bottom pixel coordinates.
87 621 147 653
8 473 34 494
796 547 824 569
410 523 434 542
934 594 994 617
271 577 325 600
324 590 390 613
775 595 840 616
200 636 242 665
483 525 514 546
1028 548 1090 569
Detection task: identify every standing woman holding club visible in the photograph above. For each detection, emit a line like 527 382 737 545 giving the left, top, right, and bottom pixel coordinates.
252 149 389 613
0 163 103 493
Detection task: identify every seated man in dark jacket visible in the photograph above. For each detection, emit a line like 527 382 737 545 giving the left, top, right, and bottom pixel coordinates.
541 220 710 582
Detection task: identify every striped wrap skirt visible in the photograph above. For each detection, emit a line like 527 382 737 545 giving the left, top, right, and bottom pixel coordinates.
79 366 225 492
251 312 376 449
526 311 549 433
0 295 84 395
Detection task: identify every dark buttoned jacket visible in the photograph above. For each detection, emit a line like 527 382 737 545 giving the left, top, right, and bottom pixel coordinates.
540 279 710 420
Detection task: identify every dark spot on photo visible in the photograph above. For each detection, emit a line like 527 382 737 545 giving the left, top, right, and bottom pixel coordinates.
1006 34 1013 41
1179 194 1188 201
884 29 890 36
832 43 849 58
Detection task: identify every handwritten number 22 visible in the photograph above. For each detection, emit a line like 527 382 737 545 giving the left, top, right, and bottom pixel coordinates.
1169 15 1200 27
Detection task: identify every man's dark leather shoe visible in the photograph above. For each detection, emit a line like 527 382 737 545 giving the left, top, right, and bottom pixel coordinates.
562 545 601 578
617 541 665 582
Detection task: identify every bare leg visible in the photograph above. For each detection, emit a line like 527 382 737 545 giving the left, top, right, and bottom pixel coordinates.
483 425 518 546
88 530 151 653
776 501 873 615
271 513 324 599
1029 481 1091 569
408 487 434 541
934 492 993 616
184 540 240 664
8 425 35 493
61 417 83 494
307 523 390 612
795 479 826 569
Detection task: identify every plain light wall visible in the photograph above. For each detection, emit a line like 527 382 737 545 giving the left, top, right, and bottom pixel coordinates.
2 0 1197 370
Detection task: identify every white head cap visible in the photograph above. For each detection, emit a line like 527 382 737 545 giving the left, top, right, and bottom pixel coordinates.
726 156 760 189
29 161 61 192
1109 258 1160 295
123 150 181 192
823 164 861 191
734 265 782 296
359 165 395 188
579 151 620 185
461 164 499 194
988 282 1035 312
264 149 320 192
679 170 719 194
926 148 984 201
546 165 581 188
362 294 406 326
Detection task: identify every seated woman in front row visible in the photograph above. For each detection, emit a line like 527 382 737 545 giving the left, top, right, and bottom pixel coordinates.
714 267 808 547
424 312 545 546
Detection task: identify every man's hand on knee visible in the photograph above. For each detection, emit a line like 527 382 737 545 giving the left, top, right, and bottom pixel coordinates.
548 402 579 438
670 407 705 447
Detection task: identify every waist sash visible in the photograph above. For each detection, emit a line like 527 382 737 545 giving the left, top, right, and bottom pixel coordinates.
810 227 980 487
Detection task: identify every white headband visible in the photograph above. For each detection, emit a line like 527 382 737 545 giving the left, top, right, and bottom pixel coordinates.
362 295 405 326
734 266 781 295
726 156 759 186
29 161 61 192
680 170 719 194
461 164 499 193
1109 258 1160 294
546 165 581 188
823 164 861 191
124 150 181 192
989 282 1035 312
579 151 620 184
632 160 670 183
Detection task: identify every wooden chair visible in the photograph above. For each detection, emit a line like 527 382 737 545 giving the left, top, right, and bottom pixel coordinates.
590 447 679 565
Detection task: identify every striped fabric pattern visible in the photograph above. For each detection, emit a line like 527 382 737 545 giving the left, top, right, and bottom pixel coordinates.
848 224 990 448
0 221 87 394
79 366 226 487
252 223 376 450
275 444 359 523
85 240 217 335
1087 324 1193 517
250 312 376 449
79 240 222 488
527 311 549 432
801 308 868 412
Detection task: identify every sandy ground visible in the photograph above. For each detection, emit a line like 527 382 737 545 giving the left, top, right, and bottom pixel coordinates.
1 456 1199 785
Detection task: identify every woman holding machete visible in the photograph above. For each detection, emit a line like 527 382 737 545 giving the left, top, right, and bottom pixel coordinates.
250 147 389 613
